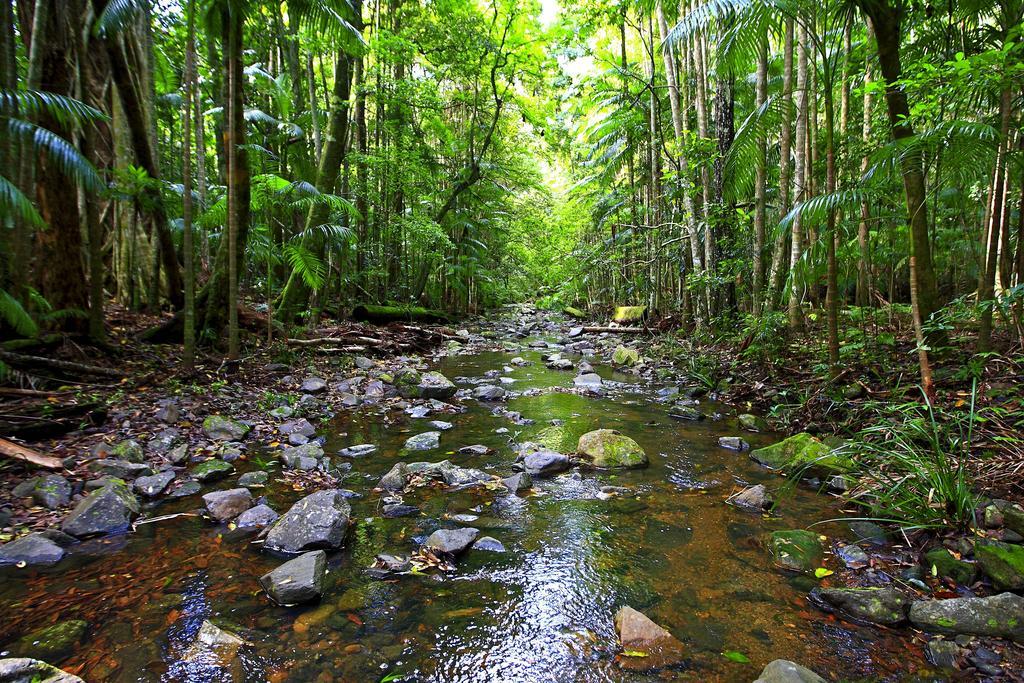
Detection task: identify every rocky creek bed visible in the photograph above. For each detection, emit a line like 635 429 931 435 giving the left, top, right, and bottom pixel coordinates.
1 307 1022 681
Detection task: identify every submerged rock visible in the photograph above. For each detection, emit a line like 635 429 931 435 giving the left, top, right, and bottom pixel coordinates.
729 484 771 511
738 413 769 432
753 659 825 683
203 488 253 522
183 620 246 666
264 490 351 553
339 444 377 458
717 436 750 451
810 587 910 625
749 433 853 476
577 430 648 469
191 459 235 482
404 431 441 451
61 480 139 538
202 415 250 441
502 472 532 493
238 471 269 487
260 550 326 605
474 536 506 552
423 527 479 555
0 533 65 566
909 592 1024 641
0 658 84 683
11 620 87 663
614 605 685 670
768 529 823 573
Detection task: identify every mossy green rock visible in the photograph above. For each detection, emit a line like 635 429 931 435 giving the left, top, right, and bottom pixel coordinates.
191 459 235 482
60 480 139 538
13 619 88 663
810 587 909 625
613 306 647 323
612 346 640 366
925 547 976 585
577 429 648 469
976 539 1024 590
110 439 145 463
909 592 1024 641
202 416 250 441
738 413 768 432
564 306 585 319
768 529 824 573
749 432 853 476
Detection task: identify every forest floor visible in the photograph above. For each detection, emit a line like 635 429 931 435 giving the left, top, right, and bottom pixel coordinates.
3 302 1023 530
4 303 1024 679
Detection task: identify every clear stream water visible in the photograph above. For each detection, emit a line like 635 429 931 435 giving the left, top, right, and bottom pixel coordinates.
0 343 932 682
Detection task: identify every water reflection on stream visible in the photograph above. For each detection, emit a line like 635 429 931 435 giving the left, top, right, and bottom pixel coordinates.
0 344 929 681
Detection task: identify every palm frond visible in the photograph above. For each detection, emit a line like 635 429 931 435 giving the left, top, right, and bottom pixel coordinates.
0 174 45 228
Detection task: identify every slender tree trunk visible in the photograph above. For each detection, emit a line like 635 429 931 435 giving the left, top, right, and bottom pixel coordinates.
226 5 240 359
788 22 809 331
657 0 704 327
978 86 1012 352
859 0 942 366
751 34 768 315
768 19 795 308
182 0 196 369
856 29 874 306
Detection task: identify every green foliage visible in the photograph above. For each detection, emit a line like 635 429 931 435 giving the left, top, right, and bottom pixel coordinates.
845 387 979 530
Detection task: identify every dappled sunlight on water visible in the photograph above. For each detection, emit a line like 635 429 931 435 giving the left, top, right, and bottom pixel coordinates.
0 343 929 681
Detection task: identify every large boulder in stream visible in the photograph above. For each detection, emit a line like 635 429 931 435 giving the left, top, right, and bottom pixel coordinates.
614 606 685 671
0 658 84 683
577 430 648 469
753 660 825 683
260 550 326 605
403 431 441 452
399 371 457 400
264 489 351 553
61 480 139 538
749 433 853 476
909 592 1024 641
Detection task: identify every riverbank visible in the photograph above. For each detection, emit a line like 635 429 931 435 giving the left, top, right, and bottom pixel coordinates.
1 303 1023 680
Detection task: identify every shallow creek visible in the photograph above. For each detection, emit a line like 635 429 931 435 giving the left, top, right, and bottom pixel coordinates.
0 343 933 681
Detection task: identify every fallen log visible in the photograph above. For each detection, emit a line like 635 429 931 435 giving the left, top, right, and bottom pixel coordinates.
351 304 451 324
287 336 382 348
0 350 124 378
582 326 649 334
0 437 63 469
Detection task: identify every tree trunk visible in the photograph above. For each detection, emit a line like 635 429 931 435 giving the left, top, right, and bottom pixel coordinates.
276 48 354 321
767 19 795 309
788 22 809 331
226 3 243 359
978 85 1012 352
34 0 89 333
856 28 874 306
751 34 768 315
182 0 196 369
